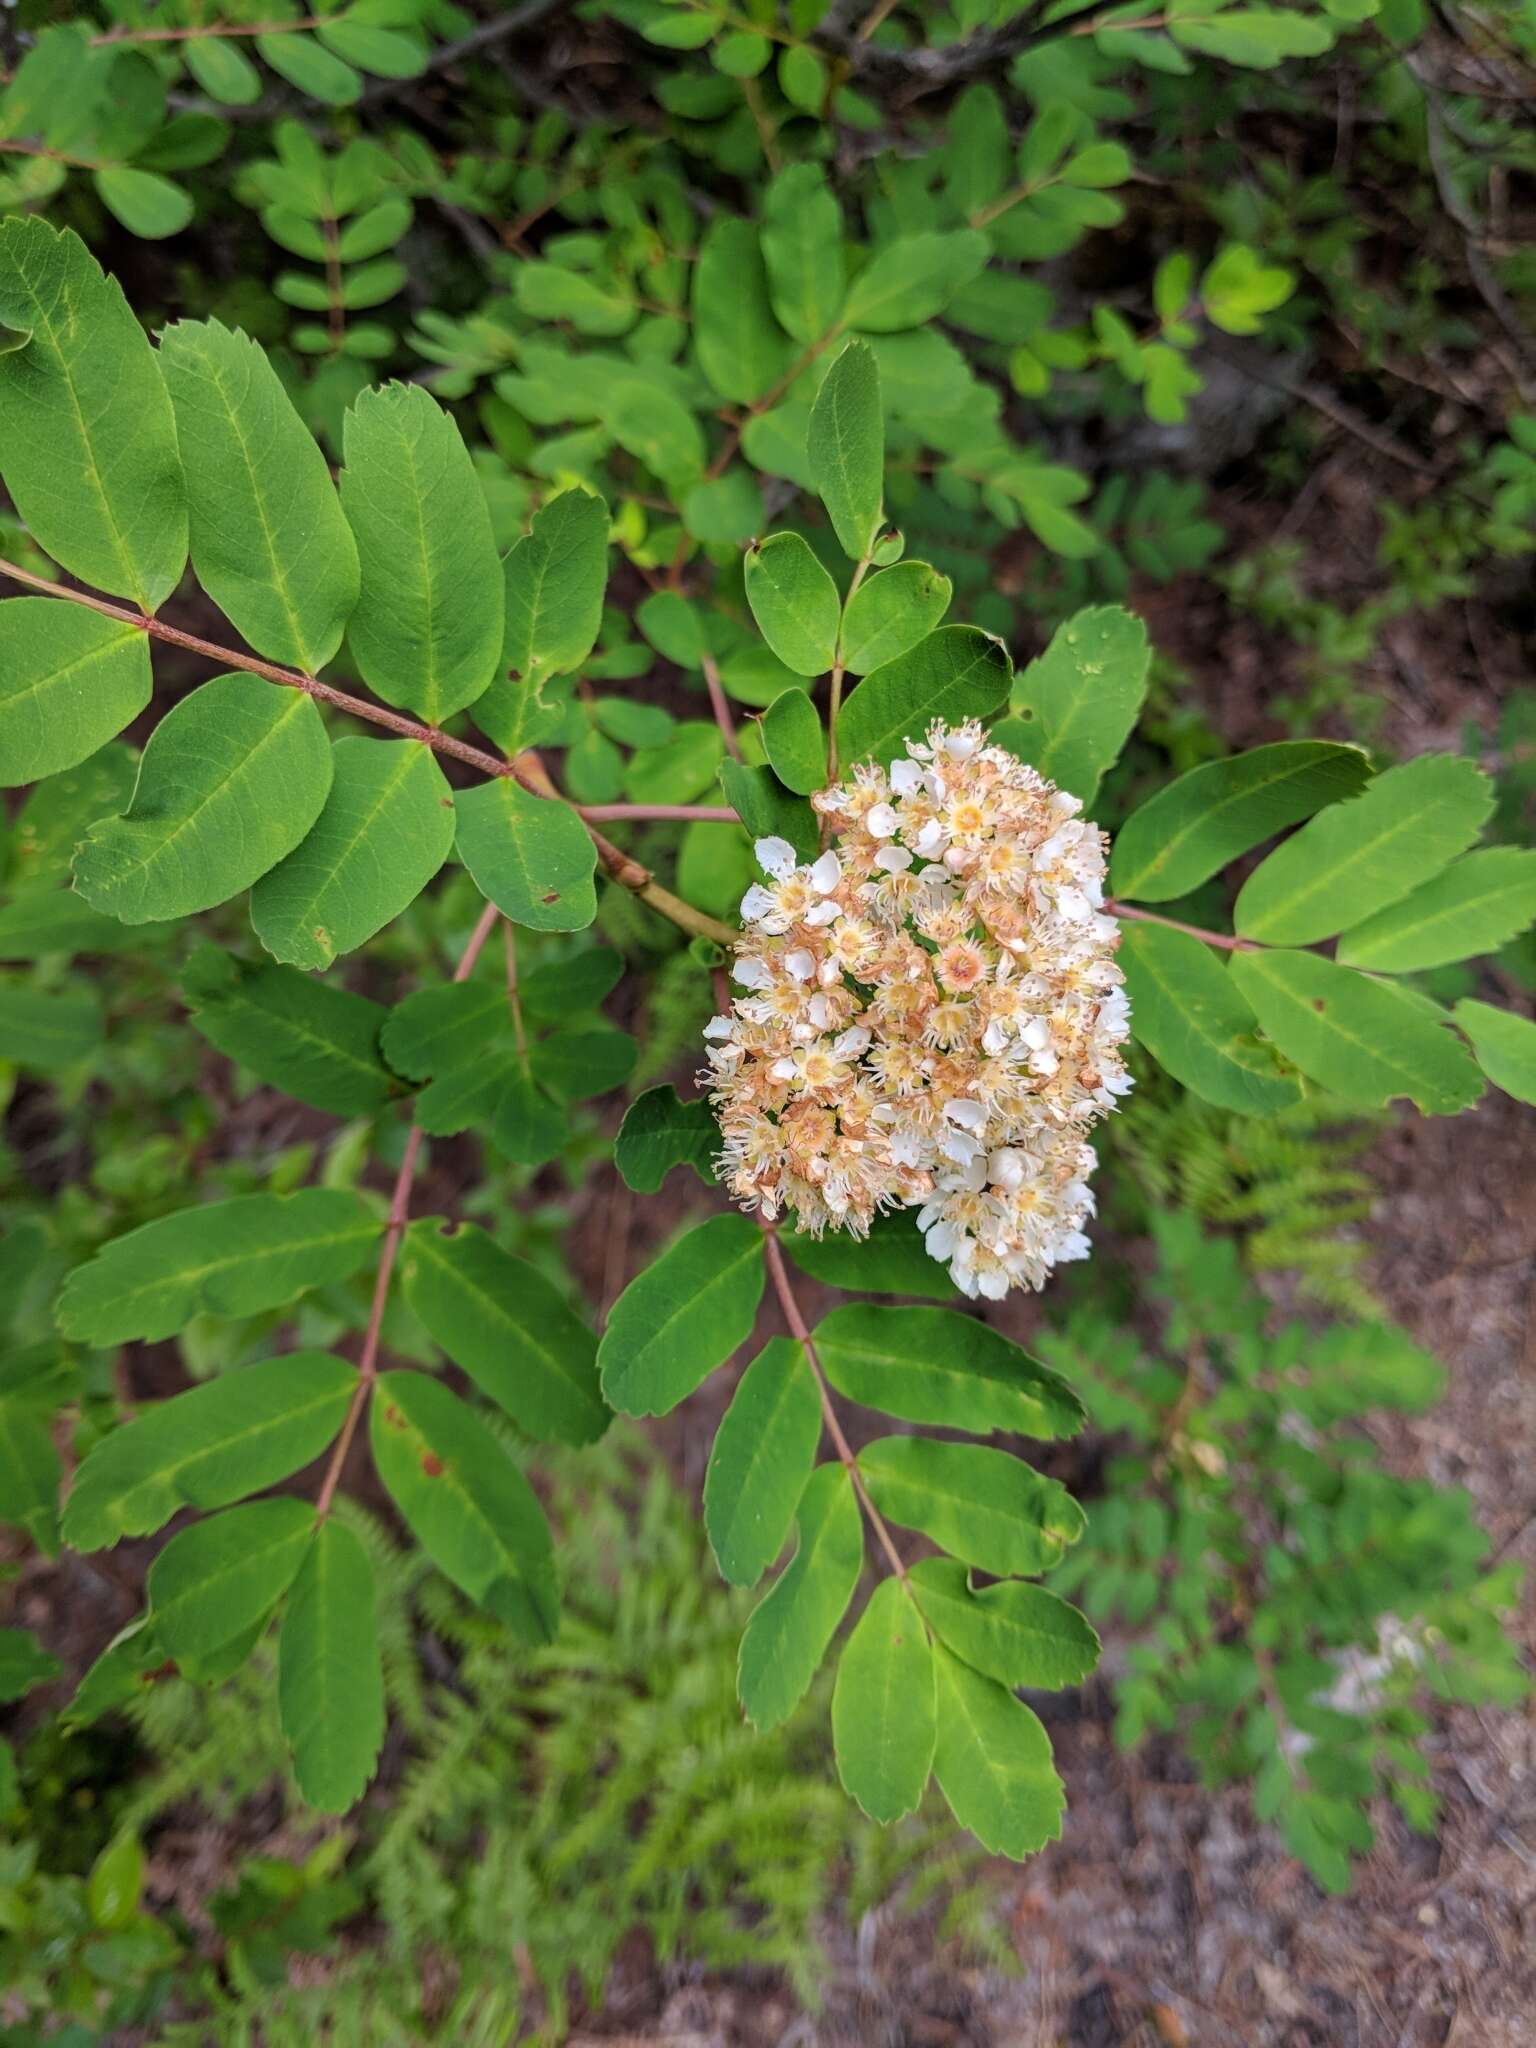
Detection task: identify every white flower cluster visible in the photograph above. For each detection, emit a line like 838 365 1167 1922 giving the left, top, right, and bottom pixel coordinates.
702 720 1132 1299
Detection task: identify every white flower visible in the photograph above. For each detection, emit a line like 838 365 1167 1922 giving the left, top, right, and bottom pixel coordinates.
754 835 798 878
705 718 1131 1292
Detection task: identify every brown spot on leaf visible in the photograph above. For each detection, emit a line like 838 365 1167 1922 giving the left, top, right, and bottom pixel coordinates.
1313 998 1326 1012
382 1403 404 1429
422 1452 445 1477
541 890 559 905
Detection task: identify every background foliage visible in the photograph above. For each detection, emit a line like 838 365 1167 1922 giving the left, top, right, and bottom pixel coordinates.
0 0 1532 2036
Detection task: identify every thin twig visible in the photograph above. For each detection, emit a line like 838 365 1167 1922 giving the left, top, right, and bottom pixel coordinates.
700 653 743 761
761 1224 910 1587
824 552 872 785
578 803 738 822
1105 899 1260 952
315 898 501 1517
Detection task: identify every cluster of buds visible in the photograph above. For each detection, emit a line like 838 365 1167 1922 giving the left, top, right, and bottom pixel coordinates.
702 721 1132 1300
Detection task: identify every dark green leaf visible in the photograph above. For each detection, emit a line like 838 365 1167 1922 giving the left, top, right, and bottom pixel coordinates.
249 736 456 970
614 1084 719 1192
932 1646 1065 1858
808 339 884 562
63 1351 357 1551
401 1220 608 1447
159 319 359 671
278 1517 384 1812
814 1303 1084 1438
56 1189 379 1346
371 1370 558 1640
837 626 1011 771
909 1557 1099 1690
744 532 841 677
598 1212 765 1417
762 686 827 794
859 1436 1085 1576
455 777 598 932
704 1337 821 1586
147 1497 316 1659
832 1578 935 1822
181 945 396 1115
839 562 952 677
737 1462 863 1729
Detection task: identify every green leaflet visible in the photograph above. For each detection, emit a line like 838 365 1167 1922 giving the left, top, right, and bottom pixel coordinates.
858 1437 1085 1577
55 1189 380 1346
249 736 456 970
808 340 883 562
529 1026 636 1102
0 979 102 1069
0 888 137 961
400 1219 608 1447
159 319 359 671
1004 605 1150 807
598 1212 766 1417
72 674 333 925
1118 921 1304 1114
474 490 610 753
0 1403 59 1553
743 532 841 677
1234 753 1494 945
0 601 150 787
181 945 396 1117
1229 949 1484 1115
0 219 185 610
370 1370 559 1641
693 214 794 405
278 1518 384 1813
844 229 989 333
813 1304 1084 1439
1335 848 1536 972
831 1578 936 1824
909 1557 1099 1691
340 383 505 723
931 1646 1066 1859
183 35 261 102
760 161 845 346
0 1625 61 1703
1109 741 1372 902
839 562 952 677
8 745 136 889
762 687 827 795
837 626 1011 771
1453 999 1536 1105
782 1209 956 1299
704 1338 821 1587
62 1352 358 1552
719 760 819 865
613 1085 719 1193
737 1463 864 1730
258 29 360 102
147 1497 317 1660
454 776 598 932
